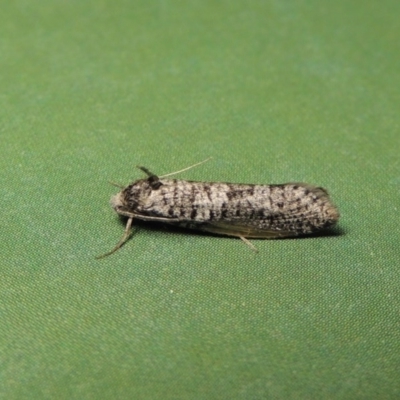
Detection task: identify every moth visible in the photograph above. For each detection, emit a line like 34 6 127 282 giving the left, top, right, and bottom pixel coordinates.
98 159 339 257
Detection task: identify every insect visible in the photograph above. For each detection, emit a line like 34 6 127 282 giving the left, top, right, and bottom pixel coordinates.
98 159 339 258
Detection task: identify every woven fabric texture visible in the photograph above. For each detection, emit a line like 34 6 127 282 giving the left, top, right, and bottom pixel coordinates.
1 1 399 399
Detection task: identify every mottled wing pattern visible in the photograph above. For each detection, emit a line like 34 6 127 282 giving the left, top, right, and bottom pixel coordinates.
113 178 339 239
198 183 334 238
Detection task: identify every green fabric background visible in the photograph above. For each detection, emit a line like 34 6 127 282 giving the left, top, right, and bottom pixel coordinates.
1 0 399 398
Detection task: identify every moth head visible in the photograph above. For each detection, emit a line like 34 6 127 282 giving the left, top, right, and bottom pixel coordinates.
110 191 128 214
111 178 154 215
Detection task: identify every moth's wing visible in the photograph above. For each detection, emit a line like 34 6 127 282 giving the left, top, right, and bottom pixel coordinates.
199 221 298 239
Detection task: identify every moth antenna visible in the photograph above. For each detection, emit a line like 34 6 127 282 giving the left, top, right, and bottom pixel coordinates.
108 181 125 189
159 157 212 178
96 217 133 259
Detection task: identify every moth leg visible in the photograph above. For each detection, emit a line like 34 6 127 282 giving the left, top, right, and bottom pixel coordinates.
132 214 182 223
116 210 183 223
239 236 258 252
96 216 133 259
